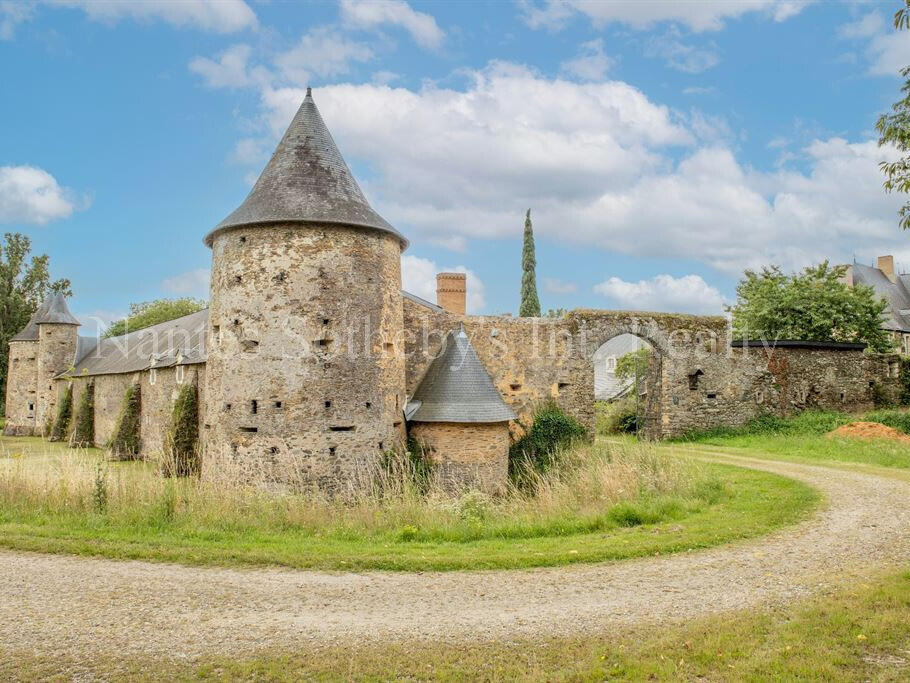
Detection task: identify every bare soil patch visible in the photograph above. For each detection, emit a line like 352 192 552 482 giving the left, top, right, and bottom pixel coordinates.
828 421 910 443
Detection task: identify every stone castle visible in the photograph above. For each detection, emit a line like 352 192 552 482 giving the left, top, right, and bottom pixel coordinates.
4 90 904 492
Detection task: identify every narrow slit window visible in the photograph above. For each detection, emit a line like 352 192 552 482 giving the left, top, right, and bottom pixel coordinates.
239 426 258 433
324 400 332 409
251 400 258 415
329 425 356 432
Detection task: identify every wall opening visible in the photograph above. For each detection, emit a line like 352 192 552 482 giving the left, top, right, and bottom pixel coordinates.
592 332 660 439
330 425 356 432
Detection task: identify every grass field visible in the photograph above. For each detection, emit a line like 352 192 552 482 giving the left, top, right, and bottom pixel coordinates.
677 410 910 470
4 568 908 681
0 433 817 571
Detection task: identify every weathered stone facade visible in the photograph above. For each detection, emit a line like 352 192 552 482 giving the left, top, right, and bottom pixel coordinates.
36 323 79 434
410 421 510 493
202 224 405 489
4 340 38 435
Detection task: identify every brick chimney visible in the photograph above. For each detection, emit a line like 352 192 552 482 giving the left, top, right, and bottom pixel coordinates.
436 272 466 315
878 255 896 282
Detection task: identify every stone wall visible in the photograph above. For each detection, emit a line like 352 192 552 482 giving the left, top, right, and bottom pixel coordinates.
409 421 509 493
202 223 406 490
36 323 78 433
92 372 137 447
141 364 206 457
4 340 38 435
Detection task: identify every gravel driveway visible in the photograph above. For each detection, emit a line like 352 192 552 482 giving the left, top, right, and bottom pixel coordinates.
2 452 909 665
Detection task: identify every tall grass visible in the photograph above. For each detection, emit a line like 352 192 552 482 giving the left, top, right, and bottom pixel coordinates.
0 437 721 545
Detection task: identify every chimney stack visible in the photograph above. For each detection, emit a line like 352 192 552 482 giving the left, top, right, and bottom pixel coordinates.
878 255 896 282
436 272 466 315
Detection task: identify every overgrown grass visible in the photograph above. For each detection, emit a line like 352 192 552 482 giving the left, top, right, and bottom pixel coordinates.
679 409 910 470
0 434 816 571
4 568 909 681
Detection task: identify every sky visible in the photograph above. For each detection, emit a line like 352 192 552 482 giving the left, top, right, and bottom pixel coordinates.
1 0 909 334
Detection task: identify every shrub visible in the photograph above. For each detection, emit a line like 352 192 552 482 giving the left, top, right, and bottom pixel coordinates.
161 382 199 477
596 399 638 435
509 401 587 476
109 383 141 460
70 383 95 448
92 459 107 513
49 384 73 442
900 357 910 406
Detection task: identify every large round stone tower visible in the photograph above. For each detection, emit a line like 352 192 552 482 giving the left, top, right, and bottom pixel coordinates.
202 88 408 490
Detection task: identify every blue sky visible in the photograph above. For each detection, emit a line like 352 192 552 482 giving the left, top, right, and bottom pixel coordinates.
1 0 909 333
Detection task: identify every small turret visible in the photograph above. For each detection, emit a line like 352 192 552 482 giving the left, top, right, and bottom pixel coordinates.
35 293 80 433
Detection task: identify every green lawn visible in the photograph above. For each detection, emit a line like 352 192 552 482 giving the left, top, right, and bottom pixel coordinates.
0 434 818 572
4 568 909 681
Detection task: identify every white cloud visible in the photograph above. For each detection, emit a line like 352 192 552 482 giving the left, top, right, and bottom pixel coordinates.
401 255 486 313
189 44 272 89
274 27 373 85
594 274 727 314
340 0 444 49
521 0 812 33
48 0 256 33
0 1 33 40
682 86 715 96
161 268 211 298
560 38 611 80
839 11 910 76
645 32 719 73
543 277 577 295
0 165 80 225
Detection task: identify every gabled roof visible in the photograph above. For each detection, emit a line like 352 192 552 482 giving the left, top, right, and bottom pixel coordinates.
851 263 910 332
10 294 79 342
408 327 516 424
204 88 407 249
67 309 208 377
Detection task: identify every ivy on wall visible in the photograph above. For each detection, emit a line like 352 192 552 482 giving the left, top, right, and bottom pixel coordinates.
70 382 95 448
49 384 73 442
109 383 141 460
162 381 199 477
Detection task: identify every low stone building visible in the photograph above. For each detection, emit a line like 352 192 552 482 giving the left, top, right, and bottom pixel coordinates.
3 89 904 492
407 327 516 492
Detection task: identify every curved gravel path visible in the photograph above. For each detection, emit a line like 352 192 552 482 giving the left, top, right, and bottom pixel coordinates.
2 452 910 664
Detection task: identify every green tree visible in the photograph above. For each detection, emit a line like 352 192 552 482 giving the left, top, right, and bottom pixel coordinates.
519 209 541 317
876 1 910 230
728 262 892 352
104 298 206 338
615 347 651 393
0 233 72 406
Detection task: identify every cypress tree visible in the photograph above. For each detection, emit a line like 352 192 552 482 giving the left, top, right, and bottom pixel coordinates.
519 209 541 317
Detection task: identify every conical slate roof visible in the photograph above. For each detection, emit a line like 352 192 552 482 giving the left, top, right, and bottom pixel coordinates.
409 328 516 423
204 88 407 248
10 293 79 342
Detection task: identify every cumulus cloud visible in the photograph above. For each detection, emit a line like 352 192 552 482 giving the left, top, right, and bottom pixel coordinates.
340 0 444 49
560 38 611 80
189 44 271 89
521 0 811 33
401 255 486 313
161 268 211 298
0 165 80 225
47 0 256 33
594 274 727 314
839 11 910 77
543 277 577 295
274 27 373 85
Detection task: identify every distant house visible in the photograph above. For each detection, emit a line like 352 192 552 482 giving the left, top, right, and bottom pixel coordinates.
593 333 648 401
842 255 910 354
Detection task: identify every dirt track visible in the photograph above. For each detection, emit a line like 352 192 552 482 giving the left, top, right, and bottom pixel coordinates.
2 452 909 665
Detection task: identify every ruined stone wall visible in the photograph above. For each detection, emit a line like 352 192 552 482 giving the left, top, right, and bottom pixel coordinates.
203 223 406 490
409 421 509 493
4 341 38 435
36 323 78 433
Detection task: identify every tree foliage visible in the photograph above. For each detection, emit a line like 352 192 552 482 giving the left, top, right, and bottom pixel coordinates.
509 401 587 477
728 262 892 352
104 298 206 338
615 348 651 385
519 209 541 317
0 233 71 407
876 1 910 230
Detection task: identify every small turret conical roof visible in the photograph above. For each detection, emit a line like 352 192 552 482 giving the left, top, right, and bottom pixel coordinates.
10 293 79 342
408 327 517 423
204 88 407 248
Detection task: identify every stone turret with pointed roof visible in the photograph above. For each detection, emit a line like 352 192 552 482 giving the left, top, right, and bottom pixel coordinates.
10 292 79 342
205 88 407 248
